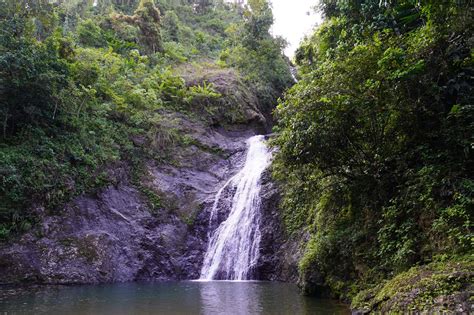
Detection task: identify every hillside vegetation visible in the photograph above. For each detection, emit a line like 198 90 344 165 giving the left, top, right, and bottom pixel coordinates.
273 0 473 312
1 0 472 312
0 0 292 239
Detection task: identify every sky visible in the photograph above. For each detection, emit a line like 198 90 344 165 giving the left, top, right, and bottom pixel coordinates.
269 0 322 58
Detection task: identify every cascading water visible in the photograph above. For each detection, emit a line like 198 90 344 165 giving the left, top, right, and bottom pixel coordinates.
200 135 271 280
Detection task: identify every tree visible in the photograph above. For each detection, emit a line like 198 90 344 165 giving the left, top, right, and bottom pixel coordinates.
195 0 213 14
161 10 180 42
242 0 273 49
274 0 473 299
220 0 292 112
113 0 163 54
0 3 68 138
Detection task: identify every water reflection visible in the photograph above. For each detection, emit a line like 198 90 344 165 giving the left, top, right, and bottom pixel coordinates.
199 281 263 315
0 282 349 315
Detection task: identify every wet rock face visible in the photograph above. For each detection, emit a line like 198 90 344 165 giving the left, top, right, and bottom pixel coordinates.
0 114 298 284
0 123 254 284
0 185 188 284
255 169 304 282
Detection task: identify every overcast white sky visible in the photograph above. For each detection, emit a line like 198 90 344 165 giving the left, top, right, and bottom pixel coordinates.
269 0 322 58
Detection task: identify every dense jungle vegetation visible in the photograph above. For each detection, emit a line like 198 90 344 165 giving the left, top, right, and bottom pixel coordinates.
1 0 472 312
0 0 292 238
273 0 473 311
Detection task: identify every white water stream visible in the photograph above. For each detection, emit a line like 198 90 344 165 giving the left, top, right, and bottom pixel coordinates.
199 135 271 280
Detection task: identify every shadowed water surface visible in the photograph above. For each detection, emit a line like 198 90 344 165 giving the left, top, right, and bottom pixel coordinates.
0 281 349 315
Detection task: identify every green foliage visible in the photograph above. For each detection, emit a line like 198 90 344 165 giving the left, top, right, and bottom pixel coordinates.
274 0 473 301
0 120 129 239
134 0 163 54
0 0 288 239
157 1 243 60
351 256 474 313
0 13 69 137
161 10 180 42
77 19 108 47
219 0 293 111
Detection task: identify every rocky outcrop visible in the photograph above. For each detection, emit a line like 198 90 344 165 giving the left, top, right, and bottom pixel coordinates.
256 169 304 282
0 184 190 283
351 259 474 314
0 111 259 284
0 69 299 284
0 107 301 284
0 56 273 284
175 63 269 131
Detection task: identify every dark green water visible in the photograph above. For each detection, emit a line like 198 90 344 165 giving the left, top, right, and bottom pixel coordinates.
0 281 349 315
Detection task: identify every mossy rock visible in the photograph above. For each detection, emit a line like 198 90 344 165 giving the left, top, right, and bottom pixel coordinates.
174 62 266 128
351 256 474 314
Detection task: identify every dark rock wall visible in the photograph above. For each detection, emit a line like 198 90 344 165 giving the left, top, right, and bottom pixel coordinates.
0 118 299 284
256 169 305 282
0 185 190 284
0 103 300 284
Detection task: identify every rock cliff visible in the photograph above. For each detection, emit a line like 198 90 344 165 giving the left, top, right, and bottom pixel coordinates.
0 69 300 284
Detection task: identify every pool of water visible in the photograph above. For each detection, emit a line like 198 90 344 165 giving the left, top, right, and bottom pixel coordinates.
0 281 349 315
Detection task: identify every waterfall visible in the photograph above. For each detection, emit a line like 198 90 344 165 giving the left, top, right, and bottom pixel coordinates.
200 135 271 280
